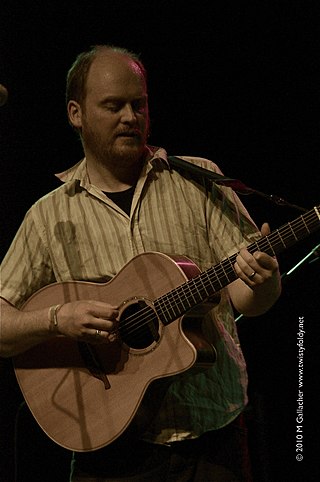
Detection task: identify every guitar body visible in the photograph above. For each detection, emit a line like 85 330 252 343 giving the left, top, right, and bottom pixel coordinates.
14 252 208 452
13 204 320 452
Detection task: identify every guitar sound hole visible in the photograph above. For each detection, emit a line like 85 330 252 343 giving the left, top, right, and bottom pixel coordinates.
119 300 160 350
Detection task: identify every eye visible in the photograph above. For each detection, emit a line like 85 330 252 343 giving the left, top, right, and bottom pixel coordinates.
104 102 122 113
132 98 147 114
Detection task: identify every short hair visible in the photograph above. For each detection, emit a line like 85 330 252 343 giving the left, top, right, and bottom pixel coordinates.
66 44 147 106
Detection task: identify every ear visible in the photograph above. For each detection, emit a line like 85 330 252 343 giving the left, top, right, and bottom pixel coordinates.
67 100 83 129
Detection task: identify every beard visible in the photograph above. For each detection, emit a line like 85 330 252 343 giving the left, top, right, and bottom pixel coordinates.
82 124 149 168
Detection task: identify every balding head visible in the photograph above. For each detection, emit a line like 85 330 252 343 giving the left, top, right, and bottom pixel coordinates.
66 45 147 107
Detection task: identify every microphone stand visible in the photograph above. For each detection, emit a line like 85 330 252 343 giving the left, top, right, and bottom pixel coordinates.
168 156 309 212
229 182 308 213
209 176 308 213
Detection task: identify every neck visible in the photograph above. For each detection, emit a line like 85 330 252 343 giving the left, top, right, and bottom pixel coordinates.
86 154 145 192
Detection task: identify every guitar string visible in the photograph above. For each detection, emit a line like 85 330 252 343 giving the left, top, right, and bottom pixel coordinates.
120 234 317 344
118 210 319 341
118 210 319 342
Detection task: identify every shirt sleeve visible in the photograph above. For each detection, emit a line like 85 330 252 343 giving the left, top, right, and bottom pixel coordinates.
0 208 55 308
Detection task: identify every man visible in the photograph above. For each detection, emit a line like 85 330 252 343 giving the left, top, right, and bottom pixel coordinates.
0 45 281 481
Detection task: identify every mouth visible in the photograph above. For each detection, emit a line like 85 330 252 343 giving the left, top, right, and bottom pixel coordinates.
117 129 141 139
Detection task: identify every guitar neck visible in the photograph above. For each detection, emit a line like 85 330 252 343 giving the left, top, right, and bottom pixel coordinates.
155 205 320 324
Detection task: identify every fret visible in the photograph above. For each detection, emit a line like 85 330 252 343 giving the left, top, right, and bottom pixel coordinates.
248 240 261 255
265 236 276 256
225 256 237 281
207 265 224 290
165 292 180 320
288 221 299 242
198 275 212 298
186 279 201 305
155 293 176 324
220 259 233 284
274 228 287 249
206 266 223 290
301 216 311 234
193 278 208 303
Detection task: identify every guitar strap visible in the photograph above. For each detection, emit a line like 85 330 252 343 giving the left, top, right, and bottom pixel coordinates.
167 156 250 193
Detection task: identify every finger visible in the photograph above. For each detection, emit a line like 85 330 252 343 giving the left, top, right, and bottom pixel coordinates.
260 222 271 237
83 303 119 330
236 249 259 273
234 249 268 285
93 310 120 332
91 328 118 343
253 251 278 269
234 261 260 285
88 302 119 319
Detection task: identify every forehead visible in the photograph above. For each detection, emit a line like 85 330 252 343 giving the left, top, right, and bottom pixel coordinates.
86 51 146 97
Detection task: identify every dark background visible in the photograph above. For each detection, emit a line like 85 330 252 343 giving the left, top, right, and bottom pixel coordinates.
1 1 319 481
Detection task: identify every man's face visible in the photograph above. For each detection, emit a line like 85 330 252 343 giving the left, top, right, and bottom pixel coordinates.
70 52 149 166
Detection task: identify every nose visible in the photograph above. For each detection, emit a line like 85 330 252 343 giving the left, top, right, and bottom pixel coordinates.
121 103 136 123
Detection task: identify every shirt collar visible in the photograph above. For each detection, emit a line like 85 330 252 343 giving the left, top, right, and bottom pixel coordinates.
55 146 170 185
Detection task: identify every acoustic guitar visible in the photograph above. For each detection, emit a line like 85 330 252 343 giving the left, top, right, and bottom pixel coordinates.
14 205 320 452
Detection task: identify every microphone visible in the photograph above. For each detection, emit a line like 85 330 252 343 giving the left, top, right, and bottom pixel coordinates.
0 84 8 106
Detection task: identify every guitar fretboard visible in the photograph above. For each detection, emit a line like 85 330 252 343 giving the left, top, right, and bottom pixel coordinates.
155 206 320 325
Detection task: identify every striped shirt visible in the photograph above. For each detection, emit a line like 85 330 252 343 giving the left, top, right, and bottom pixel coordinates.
0 146 260 442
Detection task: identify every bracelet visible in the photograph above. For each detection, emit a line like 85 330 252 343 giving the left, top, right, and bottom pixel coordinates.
48 304 62 331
